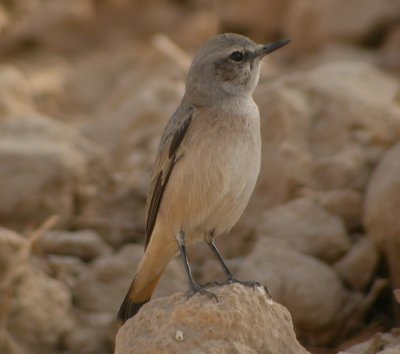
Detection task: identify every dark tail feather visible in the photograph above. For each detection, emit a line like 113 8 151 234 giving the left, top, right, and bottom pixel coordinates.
117 277 148 323
117 274 160 323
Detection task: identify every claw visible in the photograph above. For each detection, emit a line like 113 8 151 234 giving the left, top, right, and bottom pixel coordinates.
263 285 272 298
203 281 222 288
226 277 272 298
186 282 219 302
227 277 261 288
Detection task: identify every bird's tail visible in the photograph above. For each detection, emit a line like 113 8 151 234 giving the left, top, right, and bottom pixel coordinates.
117 272 161 323
117 241 172 323
118 225 177 323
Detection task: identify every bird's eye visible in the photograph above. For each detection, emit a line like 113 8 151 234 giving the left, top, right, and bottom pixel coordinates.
229 51 244 62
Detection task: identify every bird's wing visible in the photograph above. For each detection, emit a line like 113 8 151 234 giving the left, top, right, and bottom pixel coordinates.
144 104 194 249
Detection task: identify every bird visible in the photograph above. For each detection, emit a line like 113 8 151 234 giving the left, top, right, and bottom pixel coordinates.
118 33 290 323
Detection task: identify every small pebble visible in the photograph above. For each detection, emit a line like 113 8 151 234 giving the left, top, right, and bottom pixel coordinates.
175 330 184 341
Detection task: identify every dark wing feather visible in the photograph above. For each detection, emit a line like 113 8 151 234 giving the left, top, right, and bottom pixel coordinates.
169 115 193 158
145 163 175 248
145 171 163 243
144 106 194 249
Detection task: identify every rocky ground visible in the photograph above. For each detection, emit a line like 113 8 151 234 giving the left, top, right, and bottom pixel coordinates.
0 1 399 353
115 284 310 354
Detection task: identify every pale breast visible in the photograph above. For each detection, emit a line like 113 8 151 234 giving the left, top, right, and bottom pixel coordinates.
189 97 261 236
157 96 261 242
207 100 261 234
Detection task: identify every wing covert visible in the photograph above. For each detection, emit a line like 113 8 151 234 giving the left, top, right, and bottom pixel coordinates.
144 106 194 249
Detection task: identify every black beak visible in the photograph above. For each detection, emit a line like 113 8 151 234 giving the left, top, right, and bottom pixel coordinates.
255 39 291 58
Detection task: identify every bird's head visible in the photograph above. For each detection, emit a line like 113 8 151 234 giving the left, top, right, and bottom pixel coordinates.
185 33 290 103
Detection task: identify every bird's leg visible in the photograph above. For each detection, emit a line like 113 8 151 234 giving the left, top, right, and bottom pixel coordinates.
176 230 218 302
206 234 264 291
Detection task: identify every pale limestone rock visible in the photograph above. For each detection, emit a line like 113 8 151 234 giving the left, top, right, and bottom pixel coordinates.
365 141 400 289
303 189 363 230
365 141 400 245
237 238 361 344
83 64 184 156
78 61 185 235
339 329 400 354
115 284 309 354
0 114 107 229
254 62 400 208
0 0 94 53
381 25 400 74
0 66 33 115
284 0 400 55
0 4 10 34
219 0 400 54
8 268 74 353
258 198 350 262
334 237 379 291
0 227 25 280
219 0 291 42
46 255 86 289
0 228 74 354
37 229 112 262
64 312 116 354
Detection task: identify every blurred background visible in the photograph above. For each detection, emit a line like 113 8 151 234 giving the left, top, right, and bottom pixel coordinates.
0 0 399 353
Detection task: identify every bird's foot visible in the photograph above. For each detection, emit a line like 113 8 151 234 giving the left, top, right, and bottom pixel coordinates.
186 282 219 302
263 285 272 298
226 276 260 288
226 277 271 298
203 281 222 288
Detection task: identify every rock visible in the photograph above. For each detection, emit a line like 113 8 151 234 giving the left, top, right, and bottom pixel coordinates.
339 329 400 354
381 25 400 74
64 241 182 354
0 0 94 53
283 0 400 55
237 237 361 345
365 141 400 288
0 227 25 280
302 189 363 230
8 268 74 353
219 0 291 42
254 62 400 208
0 66 33 116
115 284 309 354
0 227 74 354
0 114 108 230
0 4 10 35
258 198 350 262
36 229 112 262
365 141 400 245
46 255 86 289
64 312 116 354
219 0 400 55
334 237 379 291
74 57 185 240
83 63 184 159
0 334 25 354
72 244 187 314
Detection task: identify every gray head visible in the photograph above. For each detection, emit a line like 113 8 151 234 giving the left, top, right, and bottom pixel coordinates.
183 33 290 104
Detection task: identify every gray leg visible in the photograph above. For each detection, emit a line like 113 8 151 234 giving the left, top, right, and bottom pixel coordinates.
176 230 218 302
207 239 234 278
206 235 264 292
